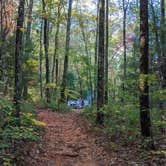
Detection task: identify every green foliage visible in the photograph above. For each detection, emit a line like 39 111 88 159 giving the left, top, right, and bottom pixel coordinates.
0 99 45 165
82 101 140 143
38 97 72 112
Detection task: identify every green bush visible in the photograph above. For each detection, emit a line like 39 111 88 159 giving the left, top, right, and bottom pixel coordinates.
82 101 140 142
37 98 72 112
0 99 45 165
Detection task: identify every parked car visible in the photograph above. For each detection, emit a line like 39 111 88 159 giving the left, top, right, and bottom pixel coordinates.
67 99 85 109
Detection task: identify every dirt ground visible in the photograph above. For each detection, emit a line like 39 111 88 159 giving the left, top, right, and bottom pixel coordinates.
21 109 165 166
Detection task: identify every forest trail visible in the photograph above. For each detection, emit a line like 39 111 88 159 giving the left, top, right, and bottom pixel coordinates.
24 109 116 166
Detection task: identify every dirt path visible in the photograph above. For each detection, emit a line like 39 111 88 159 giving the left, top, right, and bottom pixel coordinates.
25 109 115 166
22 109 166 166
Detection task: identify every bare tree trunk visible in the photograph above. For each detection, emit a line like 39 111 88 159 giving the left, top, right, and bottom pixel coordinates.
74 63 83 98
39 19 43 98
160 0 166 88
23 0 33 100
0 1 6 96
94 0 99 105
122 0 128 92
60 0 73 102
0 0 3 74
52 5 61 83
139 0 152 138
42 0 50 103
104 0 109 104
14 0 25 122
149 1 160 58
96 0 105 125
159 0 166 132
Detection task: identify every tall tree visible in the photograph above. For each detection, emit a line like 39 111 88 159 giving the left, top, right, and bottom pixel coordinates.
22 0 33 99
52 4 61 83
0 0 4 94
14 0 25 120
96 0 105 125
139 0 151 137
122 0 129 92
94 0 100 104
104 0 109 104
160 0 166 88
39 19 43 98
60 0 73 102
78 13 93 104
42 0 50 102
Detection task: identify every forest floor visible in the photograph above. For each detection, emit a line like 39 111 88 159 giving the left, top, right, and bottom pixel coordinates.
19 109 165 166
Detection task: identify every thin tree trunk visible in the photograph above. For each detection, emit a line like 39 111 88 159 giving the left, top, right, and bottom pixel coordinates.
94 0 100 105
14 0 25 122
160 0 166 88
0 1 6 96
39 19 43 98
149 1 160 57
52 5 61 83
23 0 33 99
74 63 83 98
79 16 93 104
60 0 73 102
104 0 109 104
43 0 50 103
55 57 59 84
160 0 165 132
139 0 152 138
0 0 2 62
96 0 105 125
122 0 127 92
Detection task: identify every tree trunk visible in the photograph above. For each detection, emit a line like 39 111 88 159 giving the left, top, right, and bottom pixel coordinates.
75 63 83 98
96 0 105 125
122 0 127 92
159 0 165 132
39 19 43 98
139 0 151 137
43 0 50 103
0 1 5 96
14 0 25 122
79 15 93 105
52 5 61 83
104 0 109 104
94 0 99 105
160 0 166 88
23 0 33 100
60 0 73 102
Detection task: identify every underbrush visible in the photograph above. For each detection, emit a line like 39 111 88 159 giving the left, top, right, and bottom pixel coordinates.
0 97 45 165
83 101 139 142
36 98 72 112
82 100 165 144
82 100 166 164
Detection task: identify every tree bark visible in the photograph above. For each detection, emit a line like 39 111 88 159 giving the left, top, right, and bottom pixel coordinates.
160 0 166 88
96 0 105 125
14 0 25 121
122 0 128 92
52 5 61 83
39 19 43 98
104 0 109 104
60 0 73 102
94 0 99 105
0 1 5 96
23 0 33 100
139 0 151 137
43 0 50 103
